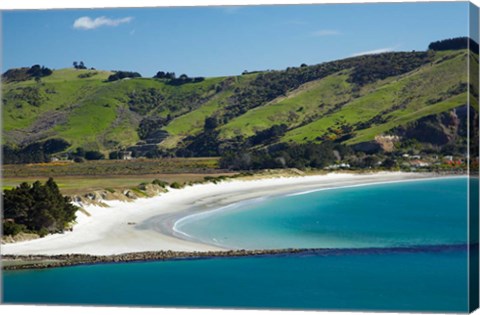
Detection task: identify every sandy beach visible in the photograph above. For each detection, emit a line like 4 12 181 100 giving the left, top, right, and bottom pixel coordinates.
1 172 437 256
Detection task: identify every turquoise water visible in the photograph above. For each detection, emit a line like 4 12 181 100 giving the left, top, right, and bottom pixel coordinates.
3 177 473 312
175 177 468 249
2 247 469 312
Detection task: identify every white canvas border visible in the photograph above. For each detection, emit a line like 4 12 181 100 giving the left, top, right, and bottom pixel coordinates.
1 1 479 315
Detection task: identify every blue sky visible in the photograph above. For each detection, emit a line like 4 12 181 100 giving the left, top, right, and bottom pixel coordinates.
2 2 470 77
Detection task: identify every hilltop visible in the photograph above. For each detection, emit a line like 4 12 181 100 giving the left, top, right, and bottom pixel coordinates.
2 37 478 170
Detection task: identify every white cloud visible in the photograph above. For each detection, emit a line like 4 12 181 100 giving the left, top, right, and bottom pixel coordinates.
351 47 396 57
311 29 341 37
73 16 133 30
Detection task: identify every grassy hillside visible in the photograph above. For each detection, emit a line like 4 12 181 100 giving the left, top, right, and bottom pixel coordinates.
3 69 230 151
162 74 258 148
217 71 353 140
282 50 468 144
2 41 476 164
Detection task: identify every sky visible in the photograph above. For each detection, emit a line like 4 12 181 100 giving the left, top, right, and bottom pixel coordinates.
1 2 472 78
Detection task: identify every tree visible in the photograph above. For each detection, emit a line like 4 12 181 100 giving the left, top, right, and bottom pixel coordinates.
109 151 120 160
27 65 53 78
73 61 87 70
73 147 86 158
2 138 70 164
153 71 178 79
250 124 288 146
107 71 142 82
382 157 397 169
363 155 379 168
204 117 219 130
85 150 105 160
3 178 78 236
154 71 166 79
43 138 70 154
428 37 479 52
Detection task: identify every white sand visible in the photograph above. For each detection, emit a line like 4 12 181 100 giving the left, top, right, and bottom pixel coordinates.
1 172 436 256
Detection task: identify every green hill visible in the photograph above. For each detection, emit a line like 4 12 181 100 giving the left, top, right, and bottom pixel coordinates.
282 50 468 144
2 69 228 151
2 38 477 167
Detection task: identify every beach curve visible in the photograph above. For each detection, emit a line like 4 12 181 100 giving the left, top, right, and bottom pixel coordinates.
1 172 444 256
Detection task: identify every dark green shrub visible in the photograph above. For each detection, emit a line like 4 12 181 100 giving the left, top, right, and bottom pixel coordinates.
2 221 25 236
170 182 182 189
105 187 115 193
107 71 142 82
38 228 49 237
73 157 85 163
85 151 105 160
152 179 168 188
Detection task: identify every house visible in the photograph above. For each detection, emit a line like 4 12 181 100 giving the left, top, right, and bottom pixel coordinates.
324 163 351 170
443 155 454 162
120 151 133 160
410 160 430 168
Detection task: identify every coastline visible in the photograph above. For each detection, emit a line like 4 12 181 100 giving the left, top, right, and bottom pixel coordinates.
1 171 451 257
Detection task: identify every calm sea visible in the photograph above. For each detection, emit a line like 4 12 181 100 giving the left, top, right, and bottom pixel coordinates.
3 177 473 312
174 177 469 249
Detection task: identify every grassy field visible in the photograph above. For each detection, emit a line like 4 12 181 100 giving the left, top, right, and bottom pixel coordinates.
1 157 237 195
2 157 222 177
2 173 236 195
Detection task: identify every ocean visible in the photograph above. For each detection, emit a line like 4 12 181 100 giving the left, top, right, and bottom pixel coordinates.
2 177 473 312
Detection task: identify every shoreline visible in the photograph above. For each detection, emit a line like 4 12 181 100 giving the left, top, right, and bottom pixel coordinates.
167 173 462 249
0 171 457 256
171 174 464 248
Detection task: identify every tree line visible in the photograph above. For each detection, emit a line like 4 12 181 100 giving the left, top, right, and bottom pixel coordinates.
219 141 350 170
2 64 53 83
73 61 87 69
3 138 70 164
428 37 479 53
2 140 107 165
153 71 205 85
107 71 142 82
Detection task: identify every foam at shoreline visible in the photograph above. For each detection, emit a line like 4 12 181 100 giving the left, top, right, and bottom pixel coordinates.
286 175 463 196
